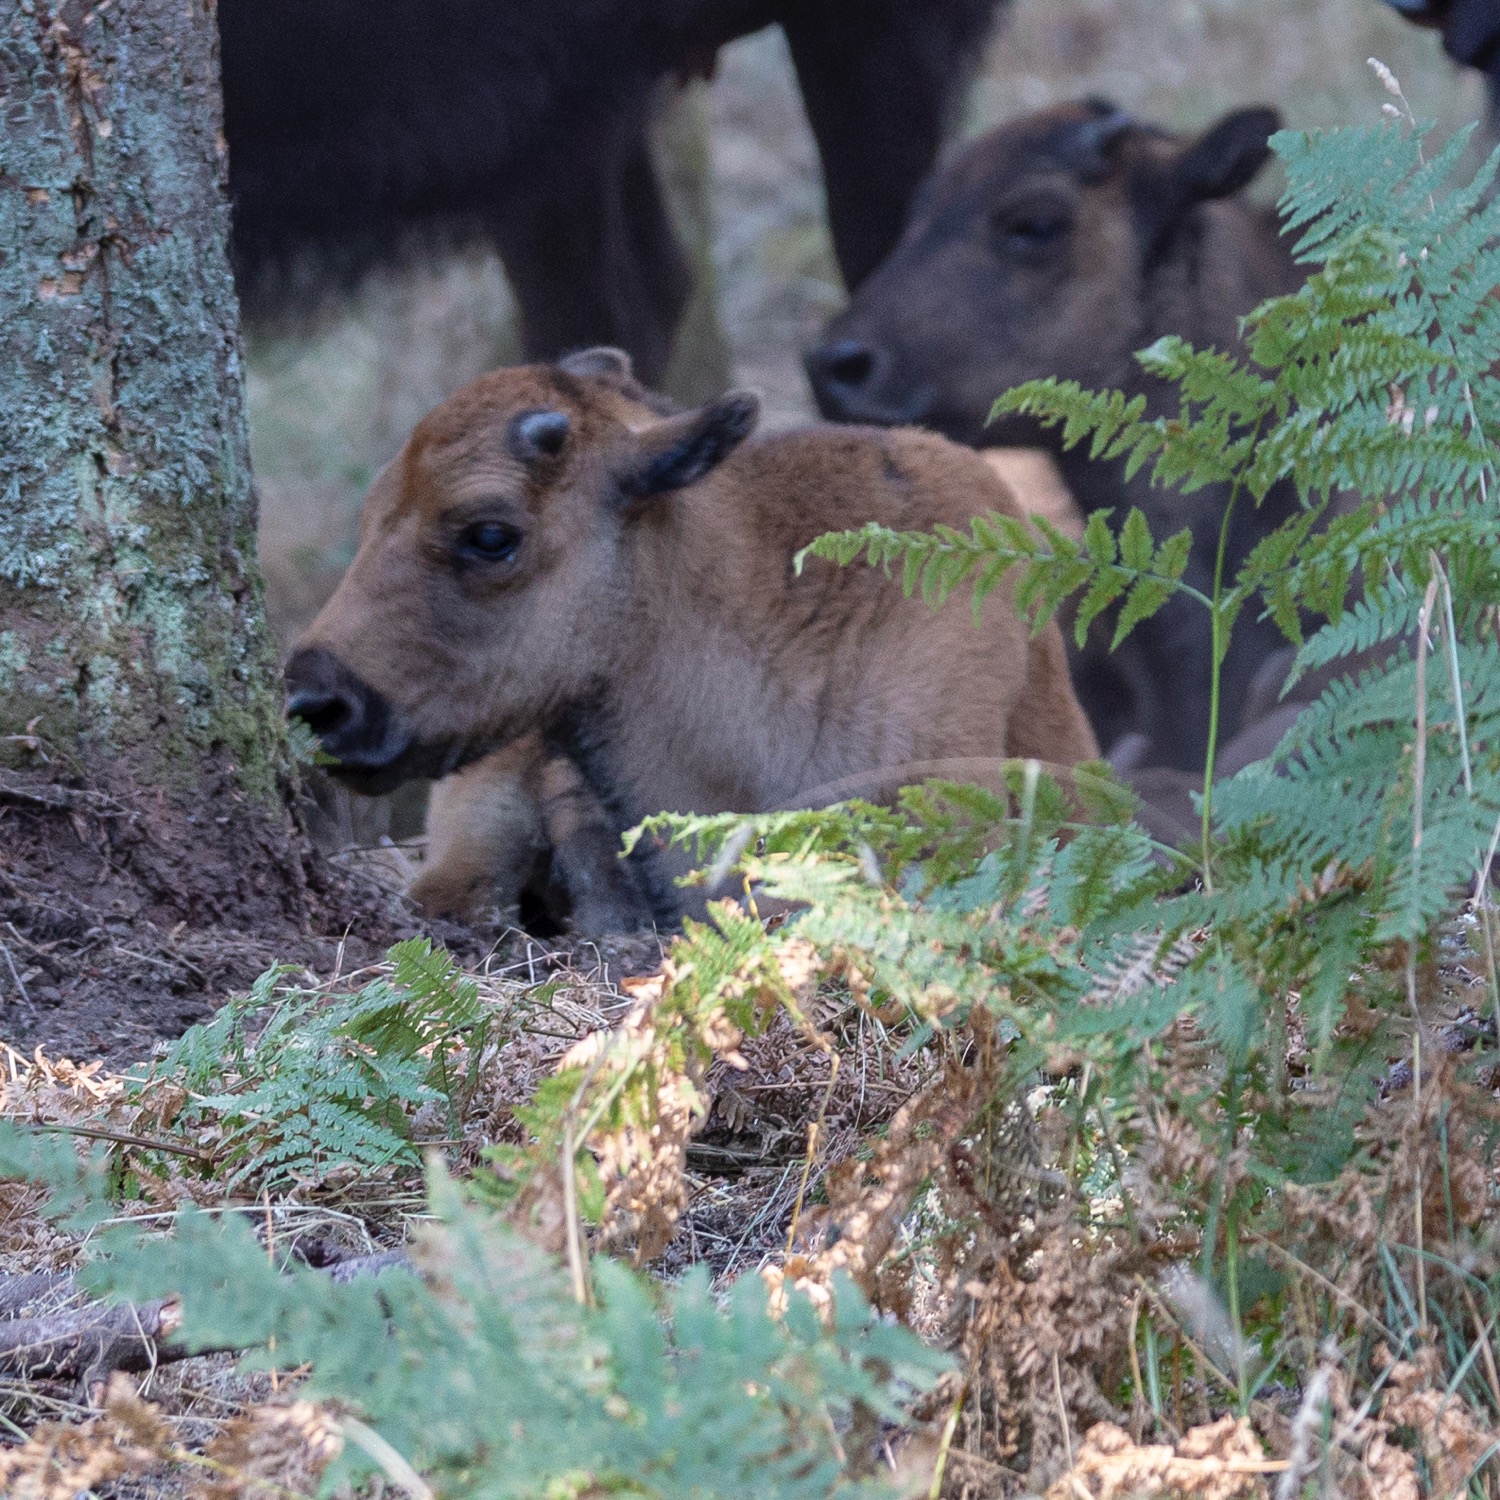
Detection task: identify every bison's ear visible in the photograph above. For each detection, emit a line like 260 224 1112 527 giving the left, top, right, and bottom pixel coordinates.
617 391 761 503
1173 107 1282 203
1133 106 1280 255
559 346 634 380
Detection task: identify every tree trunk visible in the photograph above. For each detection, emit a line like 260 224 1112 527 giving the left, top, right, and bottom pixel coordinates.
0 2 308 959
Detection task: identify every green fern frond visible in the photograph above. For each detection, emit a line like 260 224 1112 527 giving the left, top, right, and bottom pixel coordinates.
134 940 498 1190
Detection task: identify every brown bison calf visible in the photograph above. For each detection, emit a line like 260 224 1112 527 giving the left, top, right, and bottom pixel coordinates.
806 100 1306 771
285 349 1098 927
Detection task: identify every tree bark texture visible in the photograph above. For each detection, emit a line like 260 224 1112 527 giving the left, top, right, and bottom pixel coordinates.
0 0 305 925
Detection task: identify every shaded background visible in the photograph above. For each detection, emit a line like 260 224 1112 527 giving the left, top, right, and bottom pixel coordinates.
248 0 1488 838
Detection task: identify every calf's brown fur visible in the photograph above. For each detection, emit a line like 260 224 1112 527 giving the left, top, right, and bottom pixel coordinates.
409 734 655 930
285 349 1098 927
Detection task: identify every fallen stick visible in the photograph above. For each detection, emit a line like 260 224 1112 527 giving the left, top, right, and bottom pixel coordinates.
0 1247 411 1395
0 1272 70 1319
0 1294 183 1391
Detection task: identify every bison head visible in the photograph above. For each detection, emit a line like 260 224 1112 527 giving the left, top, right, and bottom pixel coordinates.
804 100 1282 446
284 348 759 793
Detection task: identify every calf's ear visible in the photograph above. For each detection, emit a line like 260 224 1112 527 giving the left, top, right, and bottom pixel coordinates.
617 391 761 503
559 346 634 380
1174 107 1282 203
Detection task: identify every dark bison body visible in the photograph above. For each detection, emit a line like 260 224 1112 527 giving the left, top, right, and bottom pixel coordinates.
218 0 1003 383
806 101 1303 770
1387 0 1500 116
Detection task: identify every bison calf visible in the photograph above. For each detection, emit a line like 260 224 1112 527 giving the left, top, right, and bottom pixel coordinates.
285 349 1098 927
806 100 1305 770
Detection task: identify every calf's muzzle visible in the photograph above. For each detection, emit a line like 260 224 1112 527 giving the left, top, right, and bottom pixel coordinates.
284 646 418 795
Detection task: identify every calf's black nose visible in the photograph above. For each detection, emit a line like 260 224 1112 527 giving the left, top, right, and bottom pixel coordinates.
284 646 371 746
286 684 353 739
283 646 413 790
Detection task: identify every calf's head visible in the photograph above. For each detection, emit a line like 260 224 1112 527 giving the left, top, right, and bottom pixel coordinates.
284 349 759 793
805 100 1282 445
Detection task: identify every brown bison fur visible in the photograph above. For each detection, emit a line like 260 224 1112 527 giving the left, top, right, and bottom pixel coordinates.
410 733 656 930
285 348 1098 928
979 449 1083 542
806 100 1306 771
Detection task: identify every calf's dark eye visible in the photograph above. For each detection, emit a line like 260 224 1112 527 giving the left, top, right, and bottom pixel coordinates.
457 521 523 564
993 208 1071 256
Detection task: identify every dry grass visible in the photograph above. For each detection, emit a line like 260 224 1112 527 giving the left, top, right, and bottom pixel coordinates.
6 915 1495 1497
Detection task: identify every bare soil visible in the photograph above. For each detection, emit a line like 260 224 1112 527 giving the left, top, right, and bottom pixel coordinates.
0 756 674 1067
0 763 415 1067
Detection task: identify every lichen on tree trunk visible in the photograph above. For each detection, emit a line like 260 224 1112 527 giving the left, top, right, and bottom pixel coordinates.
0 0 306 926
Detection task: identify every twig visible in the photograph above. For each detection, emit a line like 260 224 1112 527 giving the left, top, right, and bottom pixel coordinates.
0 1295 183 1387
1472 808 1500 1027
1275 1354 1333 1500
1460 1284 1500 1416
1408 572 1440 1335
1127 1291 1182 1440
1135 1277 1240 1401
0 1274 71 1318
927 1381 966 1500
340 1414 435 1500
0 939 32 1008
1433 557 1473 796
783 1050 839 1257
0 1250 411 1386
1052 1349 1074 1471
37 1121 212 1163
561 1114 589 1308
1243 1232 1401 1344
0 780 73 812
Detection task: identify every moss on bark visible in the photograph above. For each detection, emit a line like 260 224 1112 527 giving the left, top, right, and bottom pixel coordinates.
0 0 289 812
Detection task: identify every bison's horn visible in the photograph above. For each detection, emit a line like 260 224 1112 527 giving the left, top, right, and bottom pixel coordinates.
1073 107 1135 176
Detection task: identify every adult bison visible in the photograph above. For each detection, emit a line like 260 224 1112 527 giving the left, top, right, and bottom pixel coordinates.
804 101 1304 770
283 349 1098 927
218 0 1004 384
1386 0 1500 117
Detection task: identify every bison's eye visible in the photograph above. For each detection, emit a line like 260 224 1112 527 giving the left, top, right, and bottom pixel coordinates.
992 204 1072 258
456 521 523 564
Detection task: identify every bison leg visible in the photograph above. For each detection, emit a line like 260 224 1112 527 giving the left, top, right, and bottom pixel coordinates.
409 739 551 922
413 739 653 934
532 755 656 935
780 0 1002 291
488 113 692 386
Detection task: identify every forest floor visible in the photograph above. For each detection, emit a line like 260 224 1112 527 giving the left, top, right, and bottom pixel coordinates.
0 922 1495 1499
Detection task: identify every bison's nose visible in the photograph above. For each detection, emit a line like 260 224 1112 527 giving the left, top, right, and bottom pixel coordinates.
805 339 880 417
811 338 876 389
805 335 937 428
284 646 415 791
286 683 353 740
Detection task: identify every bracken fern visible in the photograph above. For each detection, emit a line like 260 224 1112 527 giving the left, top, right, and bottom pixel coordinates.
135 938 491 1190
